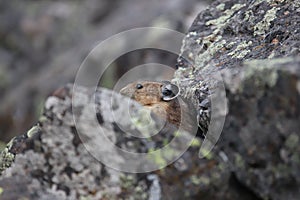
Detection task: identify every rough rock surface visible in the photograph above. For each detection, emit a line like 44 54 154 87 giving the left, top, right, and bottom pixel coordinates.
0 0 208 142
1 0 300 199
173 0 300 131
171 0 300 199
0 85 181 199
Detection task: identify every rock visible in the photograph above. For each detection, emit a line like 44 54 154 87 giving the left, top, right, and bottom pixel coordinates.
168 57 300 200
170 0 300 199
0 84 197 199
0 0 208 143
0 0 300 199
0 85 160 199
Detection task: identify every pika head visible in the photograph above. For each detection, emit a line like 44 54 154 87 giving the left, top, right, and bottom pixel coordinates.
120 81 181 127
120 81 180 105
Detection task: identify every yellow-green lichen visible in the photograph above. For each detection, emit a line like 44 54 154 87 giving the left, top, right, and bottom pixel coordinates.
0 148 15 173
6 136 15 150
199 148 214 160
217 162 226 171
253 0 270 6
284 133 299 150
195 39 226 70
147 141 183 168
27 125 41 138
206 4 246 28
201 3 246 61
252 0 283 7
190 138 201 147
147 151 167 169
225 41 236 49
172 66 194 82
120 174 135 190
228 41 253 59
234 153 245 168
162 147 177 161
254 7 280 36
190 175 202 185
216 3 225 11
162 138 169 146
38 116 48 123
120 174 149 199
131 109 159 138
291 153 300 164
244 10 255 22
197 176 210 185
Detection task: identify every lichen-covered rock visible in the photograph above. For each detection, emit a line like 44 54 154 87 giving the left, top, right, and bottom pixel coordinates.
173 0 300 132
0 0 208 143
0 85 162 199
0 84 197 199
169 0 300 199
0 0 300 199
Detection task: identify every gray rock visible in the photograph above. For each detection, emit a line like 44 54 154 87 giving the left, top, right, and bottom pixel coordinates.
0 0 300 199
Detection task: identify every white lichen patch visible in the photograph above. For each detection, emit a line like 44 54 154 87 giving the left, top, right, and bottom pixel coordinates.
45 96 60 110
253 0 269 6
252 0 282 7
226 41 236 49
216 3 225 11
197 3 247 67
131 108 162 137
188 31 197 37
195 38 226 70
27 126 41 138
244 10 256 23
206 4 246 28
254 7 280 36
228 41 253 59
294 0 300 8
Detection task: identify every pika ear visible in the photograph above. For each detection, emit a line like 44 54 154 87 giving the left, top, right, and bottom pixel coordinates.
161 81 180 101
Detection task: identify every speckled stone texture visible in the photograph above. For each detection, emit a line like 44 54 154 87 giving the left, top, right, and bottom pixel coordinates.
0 86 153 200
170 0 300 199
0 84 196 200
0 0 300 199
173 0 300 133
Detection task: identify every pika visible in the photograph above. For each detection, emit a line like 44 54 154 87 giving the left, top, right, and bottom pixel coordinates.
120 81 191 129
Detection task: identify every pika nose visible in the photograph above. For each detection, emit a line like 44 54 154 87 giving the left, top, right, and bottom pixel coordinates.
120 87 134 98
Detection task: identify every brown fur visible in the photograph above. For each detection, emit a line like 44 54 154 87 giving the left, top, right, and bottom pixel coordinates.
120 81 182 127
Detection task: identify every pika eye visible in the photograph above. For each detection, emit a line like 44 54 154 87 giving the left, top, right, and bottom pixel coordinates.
161 82 180 101
162 89 172 97
136 83 143 89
